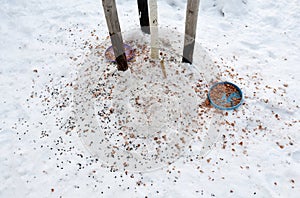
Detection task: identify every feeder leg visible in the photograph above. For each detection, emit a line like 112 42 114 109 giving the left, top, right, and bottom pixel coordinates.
137 0 150 34
182 0 200 64
102 0 128 71
149 0 159 59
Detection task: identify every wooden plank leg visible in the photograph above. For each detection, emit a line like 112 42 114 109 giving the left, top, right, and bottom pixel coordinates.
137 0 150 34
102 0 128 71
182 0 200 64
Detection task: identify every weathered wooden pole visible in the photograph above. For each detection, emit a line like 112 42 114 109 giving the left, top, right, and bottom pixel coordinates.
182 0 200 64
102 0 128 71
137 0 150 34
149 0 159 59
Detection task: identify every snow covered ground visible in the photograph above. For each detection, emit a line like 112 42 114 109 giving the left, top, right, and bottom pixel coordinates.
1 0 299 197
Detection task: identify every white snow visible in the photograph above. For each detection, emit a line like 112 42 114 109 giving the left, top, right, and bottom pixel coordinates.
0 0 299 197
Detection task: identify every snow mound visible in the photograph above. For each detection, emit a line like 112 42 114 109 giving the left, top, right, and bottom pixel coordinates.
74 28 222 171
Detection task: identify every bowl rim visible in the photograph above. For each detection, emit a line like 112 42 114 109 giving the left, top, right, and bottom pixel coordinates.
208 81 243 110
104 43 135 62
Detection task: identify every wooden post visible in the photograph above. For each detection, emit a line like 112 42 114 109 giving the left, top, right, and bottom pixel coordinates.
137 0 150 34
149 0 159 59
102 0 128 71
182 0 200 64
